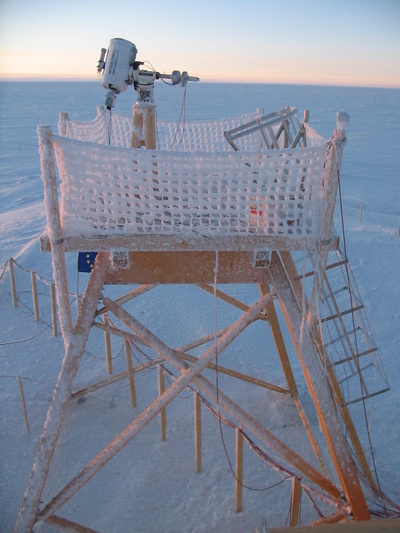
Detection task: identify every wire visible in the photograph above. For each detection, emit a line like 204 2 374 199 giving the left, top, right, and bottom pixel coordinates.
0 260 8 281
108 108 112 145
336 163 388 510
210 251 295 493
0 324 53 346
0 374 56 387
171 85 187 150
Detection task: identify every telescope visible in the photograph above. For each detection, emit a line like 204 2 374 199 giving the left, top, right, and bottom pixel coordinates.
97 38 199 109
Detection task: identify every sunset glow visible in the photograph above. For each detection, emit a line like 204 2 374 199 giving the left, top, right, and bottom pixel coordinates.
1 0 399 88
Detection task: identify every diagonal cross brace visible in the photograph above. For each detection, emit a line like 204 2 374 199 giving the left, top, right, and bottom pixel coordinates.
38 291 341 522
16 252 111 532
269 252 370 520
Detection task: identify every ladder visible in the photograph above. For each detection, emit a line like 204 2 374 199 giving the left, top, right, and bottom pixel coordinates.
292 249 390 407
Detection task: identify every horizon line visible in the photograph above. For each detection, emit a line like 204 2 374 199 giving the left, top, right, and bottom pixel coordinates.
0 75 399 90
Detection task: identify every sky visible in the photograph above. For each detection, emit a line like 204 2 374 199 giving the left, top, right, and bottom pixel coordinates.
0 0 399 87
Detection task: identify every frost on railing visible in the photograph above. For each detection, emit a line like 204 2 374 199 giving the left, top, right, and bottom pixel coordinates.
58 108 109 145
59 107 269 152
156 111 264 152
50 134 334 242
50 108 343 251
58 107 326 153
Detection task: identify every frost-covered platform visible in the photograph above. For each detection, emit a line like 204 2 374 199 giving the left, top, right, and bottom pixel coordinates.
39 108 344 255
18 103 380 533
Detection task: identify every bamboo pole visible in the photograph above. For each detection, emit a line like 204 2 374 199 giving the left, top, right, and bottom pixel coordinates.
38 293 342 523
103 297 340 498
96 320 288 394
31 271 39 321
9 258 17 307
17 376 30 434
124 340 137 407
290 477 302 526
50 283 58 336
16 252 110 533
359 204 363 222
194 393 201 473
105 299 340 498
158 364 166 441
104 313 113 374
235 428 243 512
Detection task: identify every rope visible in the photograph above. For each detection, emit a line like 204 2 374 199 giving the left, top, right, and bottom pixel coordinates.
7 258 54 287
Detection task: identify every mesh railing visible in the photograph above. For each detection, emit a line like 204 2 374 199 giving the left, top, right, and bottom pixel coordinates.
59 107 267 152
58 109 109 145
51 134 334 242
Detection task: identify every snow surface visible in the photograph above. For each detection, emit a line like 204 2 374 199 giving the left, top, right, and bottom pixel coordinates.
0 81 399 532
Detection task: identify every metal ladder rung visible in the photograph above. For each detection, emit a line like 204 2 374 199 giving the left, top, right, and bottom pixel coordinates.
321 304 364 323
324 326 362 348
330 347 378 368
292 259 348 281
322 285 349 301
342 387 391 407
337 362 374 384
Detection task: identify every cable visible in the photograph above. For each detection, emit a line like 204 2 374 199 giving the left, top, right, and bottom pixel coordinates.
210 251 296 493
108 108 112 145
0 324 53 346
171 85 187 150
0 260 8 281
336 163 389 511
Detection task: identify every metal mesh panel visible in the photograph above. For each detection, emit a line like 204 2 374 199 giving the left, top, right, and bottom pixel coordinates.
53 135 332 241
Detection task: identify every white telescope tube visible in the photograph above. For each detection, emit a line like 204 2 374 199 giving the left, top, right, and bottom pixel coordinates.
101 38 137 94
